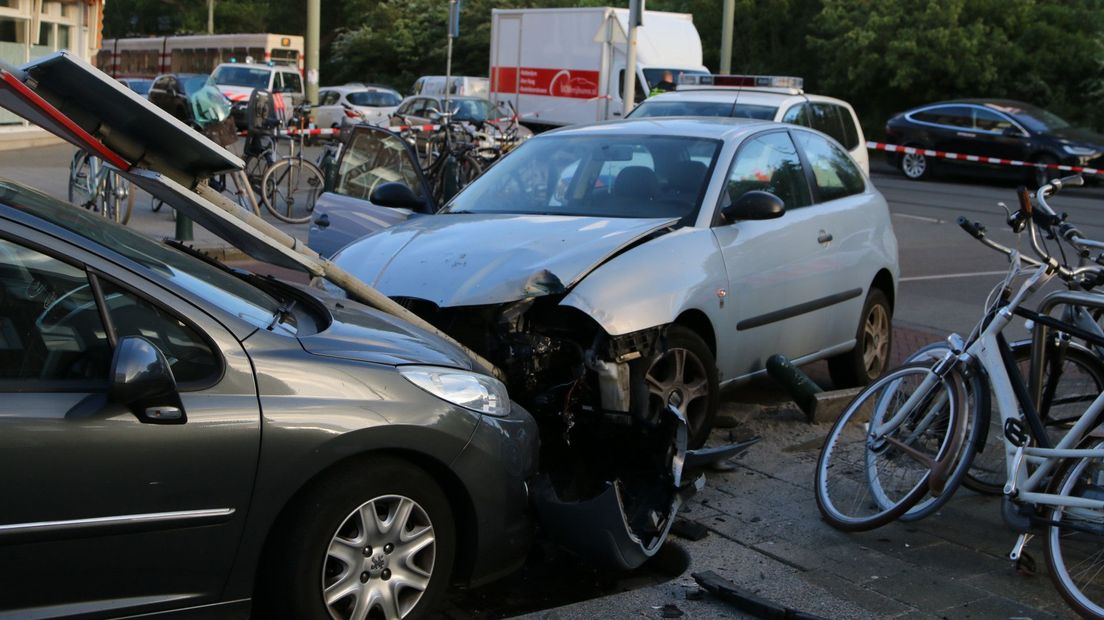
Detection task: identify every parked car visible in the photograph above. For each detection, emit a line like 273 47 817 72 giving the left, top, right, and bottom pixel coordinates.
210 61 304 129
315 119 897 556
390 94 533 152
0 183 538 618
147 73 237 146
316 83 402 128
117 76 153 96
628 74 869 174
885 99 1104 186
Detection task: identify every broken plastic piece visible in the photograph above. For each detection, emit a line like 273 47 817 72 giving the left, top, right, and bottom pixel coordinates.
692 570 828 620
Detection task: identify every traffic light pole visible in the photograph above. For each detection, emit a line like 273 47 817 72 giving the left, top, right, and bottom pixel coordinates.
305 0 320 106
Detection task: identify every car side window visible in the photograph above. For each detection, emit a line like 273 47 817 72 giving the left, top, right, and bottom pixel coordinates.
98 280 219 386
912 105 972 129
808 103 847 146
724 131 812 213
271 72 284 93
781 103 810 126
973 108 1015 133
319 90 338 106
0 238 111 388
838 107 860 150
795 131 866 202
282 72 303 94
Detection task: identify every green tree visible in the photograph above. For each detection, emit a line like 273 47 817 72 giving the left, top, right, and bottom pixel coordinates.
808 0 1104 132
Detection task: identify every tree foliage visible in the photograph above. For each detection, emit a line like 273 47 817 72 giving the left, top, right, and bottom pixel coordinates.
103 0 1104 131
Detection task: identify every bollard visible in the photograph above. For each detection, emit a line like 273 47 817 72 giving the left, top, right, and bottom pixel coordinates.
175 213 193 242
765 354 822 421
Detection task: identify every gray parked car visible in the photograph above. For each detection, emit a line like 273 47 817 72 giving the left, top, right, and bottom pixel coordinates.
0 184 537 619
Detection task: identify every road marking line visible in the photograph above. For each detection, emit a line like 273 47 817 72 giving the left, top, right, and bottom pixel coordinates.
901 270 1009 282
892 213 945 224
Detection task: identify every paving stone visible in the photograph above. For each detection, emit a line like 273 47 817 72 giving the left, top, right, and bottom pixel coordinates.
803 570 917 618
960 564 1069 614
933 594 1061 619
863 565 990 610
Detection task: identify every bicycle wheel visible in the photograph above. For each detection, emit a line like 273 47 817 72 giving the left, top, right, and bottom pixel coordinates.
897 343 985 521
260 158 325 224
68 150 93 206
1044 442 1104 618
964 340 1104 495
815 363 963 531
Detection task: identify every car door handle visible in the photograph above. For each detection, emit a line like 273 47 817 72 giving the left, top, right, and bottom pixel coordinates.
314 213 330 228
817 231 833 244
955 131 977 138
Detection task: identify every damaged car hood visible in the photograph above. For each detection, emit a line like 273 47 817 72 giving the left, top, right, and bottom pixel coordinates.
331 213 678 307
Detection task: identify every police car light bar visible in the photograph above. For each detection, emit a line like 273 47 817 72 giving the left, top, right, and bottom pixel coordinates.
679 74 804 90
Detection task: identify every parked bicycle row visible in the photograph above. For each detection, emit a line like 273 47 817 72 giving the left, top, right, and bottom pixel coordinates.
815 174 1104 618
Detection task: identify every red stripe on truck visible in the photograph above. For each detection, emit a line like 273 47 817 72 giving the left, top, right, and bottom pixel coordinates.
491 66 600 100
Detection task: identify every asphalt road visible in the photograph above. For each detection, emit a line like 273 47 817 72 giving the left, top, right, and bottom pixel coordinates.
871 160 1104 338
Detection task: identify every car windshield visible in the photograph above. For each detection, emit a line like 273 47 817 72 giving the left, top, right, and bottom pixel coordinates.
212 66 270 90
631 100 776 120
991 103 1071 132
0 181 292 333
348 90 401 107
449 99 497 122
445 134 721 221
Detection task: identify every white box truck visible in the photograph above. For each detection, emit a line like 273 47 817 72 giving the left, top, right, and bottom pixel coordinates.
489 7 708 128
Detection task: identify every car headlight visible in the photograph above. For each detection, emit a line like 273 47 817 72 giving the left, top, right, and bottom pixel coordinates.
1063 145 1098 157
399 365 511 417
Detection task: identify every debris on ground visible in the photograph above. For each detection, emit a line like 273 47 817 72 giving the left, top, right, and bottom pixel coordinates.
692 570 828 620
670 518 709 541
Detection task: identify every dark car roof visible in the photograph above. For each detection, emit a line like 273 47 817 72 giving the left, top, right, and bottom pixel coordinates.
918 98 1032 109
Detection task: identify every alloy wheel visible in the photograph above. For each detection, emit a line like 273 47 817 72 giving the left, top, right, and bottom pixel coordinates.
645 347 711 439
322 494 436 620
862 303 891 378
901 152 927 179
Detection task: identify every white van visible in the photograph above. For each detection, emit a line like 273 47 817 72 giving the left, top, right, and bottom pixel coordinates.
489 7 708 128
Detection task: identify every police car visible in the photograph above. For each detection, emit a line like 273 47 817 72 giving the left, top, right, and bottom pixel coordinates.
629 74 868 174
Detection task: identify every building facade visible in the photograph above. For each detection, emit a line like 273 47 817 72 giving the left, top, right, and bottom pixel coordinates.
0 0 103 145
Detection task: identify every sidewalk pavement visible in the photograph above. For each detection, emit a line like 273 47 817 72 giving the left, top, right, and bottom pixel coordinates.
513 323 1067 620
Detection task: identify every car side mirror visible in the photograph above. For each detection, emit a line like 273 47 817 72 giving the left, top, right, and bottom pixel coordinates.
1002 126 1025 138
427 110 442 122
722 190 786 222
370 182 426 210
108 336 185 423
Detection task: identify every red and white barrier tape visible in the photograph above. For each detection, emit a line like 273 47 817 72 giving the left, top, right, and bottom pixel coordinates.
393 124 441 132
867 141 1103 176
235 127 339 138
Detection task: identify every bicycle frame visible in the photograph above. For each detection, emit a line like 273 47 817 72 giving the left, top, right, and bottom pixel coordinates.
962 265 1104 511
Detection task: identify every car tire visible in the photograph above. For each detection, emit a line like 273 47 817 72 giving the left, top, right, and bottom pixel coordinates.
1030 153 1061 188
260 457 456 620
899 144 931 180
828 288 892 388
630 325 719 450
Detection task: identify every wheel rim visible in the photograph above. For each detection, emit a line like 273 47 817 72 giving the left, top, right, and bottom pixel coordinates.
645 347 711 438
862 303 890 378
322 494 436 620
902 152 926 178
